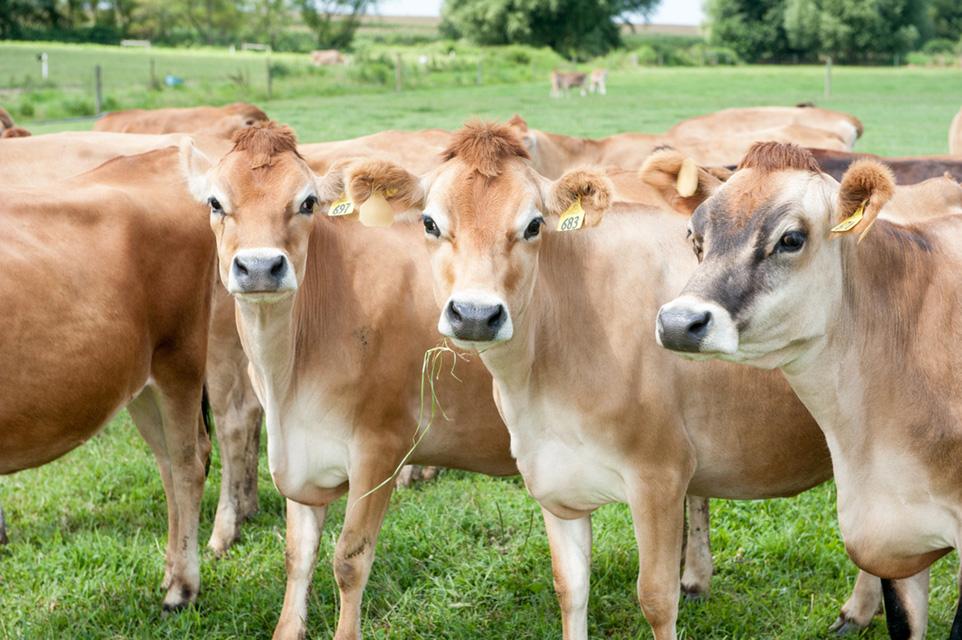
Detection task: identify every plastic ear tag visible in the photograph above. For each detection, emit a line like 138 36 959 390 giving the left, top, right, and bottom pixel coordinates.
359 190 394 228
327 193 354 217
830 200 866 234
557 197 585 231
677 158 699 197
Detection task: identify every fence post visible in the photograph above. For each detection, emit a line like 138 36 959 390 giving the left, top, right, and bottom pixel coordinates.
394 53 402 92
266 56 273 99
149 58 157 89
39 52 48 80
94 64 103 114
823 56 832 99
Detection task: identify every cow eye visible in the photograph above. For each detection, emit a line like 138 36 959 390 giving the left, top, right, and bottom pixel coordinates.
208 197 224 214
524 217 544 240
422 215 440 238
299 195 317 215
776 230 806 253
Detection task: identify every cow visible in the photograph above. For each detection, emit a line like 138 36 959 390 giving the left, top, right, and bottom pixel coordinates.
0 146 216 610
508 108 862 179
0 131 255 555
179 122 518 639
668 105 863 150
803 148 962 185
588 68 608 95
550 70 588 97
310 49 346 66
0 106 30 137
882 173 962 222
655 141 962 639
950 107 961 155
94 102 268 139
300 128 452 176
334 121 889 639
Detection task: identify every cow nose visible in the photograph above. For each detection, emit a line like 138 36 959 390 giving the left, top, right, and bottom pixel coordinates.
446 300 506 342
657 307 713 353
231 252 289 293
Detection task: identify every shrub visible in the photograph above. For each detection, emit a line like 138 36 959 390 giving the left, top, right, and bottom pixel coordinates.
922 38 957 55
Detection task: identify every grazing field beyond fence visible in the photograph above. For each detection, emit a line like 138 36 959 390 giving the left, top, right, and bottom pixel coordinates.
1 45 961 639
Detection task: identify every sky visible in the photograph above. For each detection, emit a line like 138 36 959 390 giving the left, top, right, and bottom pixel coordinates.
379 0 706 25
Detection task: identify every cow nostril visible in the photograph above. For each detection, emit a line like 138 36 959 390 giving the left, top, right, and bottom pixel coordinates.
487 305 505 328
448 301 463 323
269 256 286 278
687 311 712 338
234 258 249 276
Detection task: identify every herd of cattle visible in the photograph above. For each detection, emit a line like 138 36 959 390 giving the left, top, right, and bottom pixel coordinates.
3 98 962 640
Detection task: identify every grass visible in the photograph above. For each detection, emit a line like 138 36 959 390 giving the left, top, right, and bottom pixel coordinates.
2 53 962 639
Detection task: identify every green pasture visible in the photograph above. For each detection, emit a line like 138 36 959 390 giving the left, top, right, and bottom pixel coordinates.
1 43 962 639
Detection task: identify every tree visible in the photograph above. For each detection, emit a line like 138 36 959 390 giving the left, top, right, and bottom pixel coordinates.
297 0 374 50
707 0 927 63
440 0 662 60
929 0 962 41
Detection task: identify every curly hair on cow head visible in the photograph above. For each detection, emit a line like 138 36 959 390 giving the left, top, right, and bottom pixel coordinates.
737 141 822 174
231 121 301 169
441 120 530 178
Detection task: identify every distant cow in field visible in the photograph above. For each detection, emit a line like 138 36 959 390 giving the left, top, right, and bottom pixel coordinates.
94 102 268 139
550 69 608 97
0 106 29 137
0 146 216 610
311 49 346 66
949 107 961 155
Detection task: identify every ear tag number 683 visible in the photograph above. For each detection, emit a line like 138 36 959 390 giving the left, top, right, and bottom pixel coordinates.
557 197 585 232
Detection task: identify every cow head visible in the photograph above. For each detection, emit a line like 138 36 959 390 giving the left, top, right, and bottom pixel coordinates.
656 141 894 368
341 120 612 349
181 122 329 303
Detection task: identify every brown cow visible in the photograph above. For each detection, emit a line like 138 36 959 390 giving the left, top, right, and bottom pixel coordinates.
0 146 216 609
95 102 268 139
0 131 255 555
1 126 30 138
337 122 888 639
950 107 961 155
508 108 862 179
805 148 962 185
655 142 962 638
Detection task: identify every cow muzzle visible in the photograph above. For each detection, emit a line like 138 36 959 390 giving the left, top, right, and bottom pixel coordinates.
656 296 738 356
438 291 513 345
228 248 297 299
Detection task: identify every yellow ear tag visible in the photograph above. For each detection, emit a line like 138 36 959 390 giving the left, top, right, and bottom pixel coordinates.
676 157 699 198
830 200 866 234
327 193 354 217
557 197 585 232
359 190 394 228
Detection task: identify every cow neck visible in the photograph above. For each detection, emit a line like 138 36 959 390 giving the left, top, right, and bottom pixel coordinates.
781 220 943 469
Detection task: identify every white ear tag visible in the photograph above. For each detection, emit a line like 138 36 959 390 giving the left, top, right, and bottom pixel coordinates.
359 190 394 228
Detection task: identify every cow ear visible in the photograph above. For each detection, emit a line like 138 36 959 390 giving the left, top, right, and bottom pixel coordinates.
179 139 214 202
638 148 721 216
833 160 895 243
343 159 427 228
507 114 536 152
541 168 613 230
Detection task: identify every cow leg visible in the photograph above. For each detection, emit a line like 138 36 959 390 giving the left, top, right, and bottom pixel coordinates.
680 496 712 599
130 375 208 611
829 570 882 634
332 454 398 640
880 569 930 640
542 508 592 640
0 504 7 544
273 499 328 640
206 362 263 556
950 571 962 640
627 484 686 640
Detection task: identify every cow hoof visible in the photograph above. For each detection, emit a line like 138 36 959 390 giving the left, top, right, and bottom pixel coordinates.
829 612 869 635
161 582 197 612
681 582 709 601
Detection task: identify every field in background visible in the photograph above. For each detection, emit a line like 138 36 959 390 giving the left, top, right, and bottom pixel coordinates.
1 53 961 639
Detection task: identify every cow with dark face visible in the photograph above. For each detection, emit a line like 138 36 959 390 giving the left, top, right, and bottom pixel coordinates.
657 141 962 639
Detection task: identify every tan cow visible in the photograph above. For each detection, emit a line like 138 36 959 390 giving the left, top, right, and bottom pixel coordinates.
882 173 962 222
0 146 216 609
337 122 888 639
180 123 518 639
550 70 588 97
94 102 268 139
300 128 452 176
951 107 962 155
508 109 861 179
655 142 962 638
